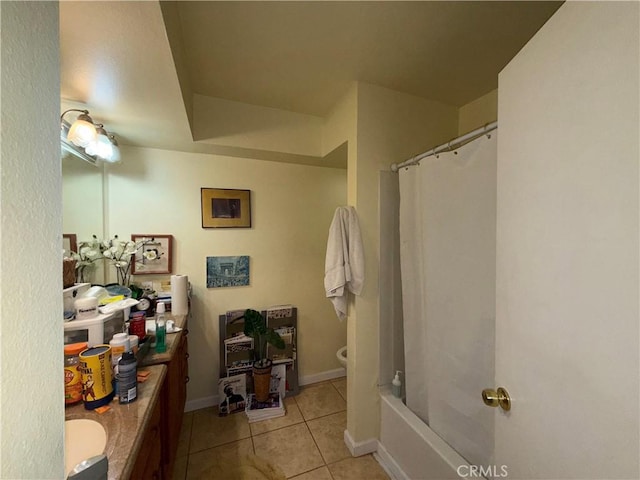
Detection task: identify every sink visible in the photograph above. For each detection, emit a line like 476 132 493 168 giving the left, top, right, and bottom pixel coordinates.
65 419 107 477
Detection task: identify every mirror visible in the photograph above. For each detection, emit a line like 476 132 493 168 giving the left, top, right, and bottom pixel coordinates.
62 152 106 285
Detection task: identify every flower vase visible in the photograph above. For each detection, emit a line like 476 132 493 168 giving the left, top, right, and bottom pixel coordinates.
115 264 132 287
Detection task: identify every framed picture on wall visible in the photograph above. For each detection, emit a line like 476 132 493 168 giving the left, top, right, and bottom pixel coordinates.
131 234 173 275
206 256 250 288
201 188 251 228
63 234 77 256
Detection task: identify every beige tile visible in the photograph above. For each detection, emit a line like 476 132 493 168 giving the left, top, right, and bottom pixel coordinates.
190 407 251 453
307 411 350 464
172 454 187 480
290 466 333 480
330 377 347 402
253 423 324 478
328 455 391 480
176 412 193 458
294 383 347 421
186 438 254 480
250 396 305 435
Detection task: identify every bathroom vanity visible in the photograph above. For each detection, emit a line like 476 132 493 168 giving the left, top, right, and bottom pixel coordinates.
64 312 189 479
140 312 189 479
64 364 166 479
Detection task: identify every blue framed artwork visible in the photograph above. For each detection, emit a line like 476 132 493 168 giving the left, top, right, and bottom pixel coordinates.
207 256 250 288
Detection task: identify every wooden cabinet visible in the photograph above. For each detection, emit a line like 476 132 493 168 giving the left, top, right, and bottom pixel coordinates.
130 394 162 480
139 314 189 480
161 326 189 479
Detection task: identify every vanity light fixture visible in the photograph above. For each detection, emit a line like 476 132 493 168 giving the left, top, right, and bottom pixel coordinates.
63 109 97 148
60 108 121 164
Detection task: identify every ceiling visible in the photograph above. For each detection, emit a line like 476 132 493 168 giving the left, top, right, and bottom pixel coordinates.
60 1 562 157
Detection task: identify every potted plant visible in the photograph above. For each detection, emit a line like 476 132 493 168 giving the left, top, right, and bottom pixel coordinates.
241 308 285 401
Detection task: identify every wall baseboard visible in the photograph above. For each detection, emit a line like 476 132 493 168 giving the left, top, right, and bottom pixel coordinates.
184 395 218 413
299 367 346 386
344 429 378 457
374 441 407 480
184 368 345 413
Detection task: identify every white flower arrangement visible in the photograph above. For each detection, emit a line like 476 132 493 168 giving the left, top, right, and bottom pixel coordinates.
69 234 157 286
70 234 103 283
102 235 155 286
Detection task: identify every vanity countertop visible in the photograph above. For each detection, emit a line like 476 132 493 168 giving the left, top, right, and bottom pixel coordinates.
65 363 167 480
140 313 187 366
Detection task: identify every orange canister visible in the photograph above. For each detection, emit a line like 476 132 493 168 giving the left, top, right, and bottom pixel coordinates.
64 342 87 405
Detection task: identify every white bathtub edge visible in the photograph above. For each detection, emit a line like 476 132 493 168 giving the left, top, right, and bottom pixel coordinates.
379 386 468 479
374 441 409 480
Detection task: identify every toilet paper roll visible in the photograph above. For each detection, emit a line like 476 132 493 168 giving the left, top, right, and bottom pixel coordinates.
171 274 189 315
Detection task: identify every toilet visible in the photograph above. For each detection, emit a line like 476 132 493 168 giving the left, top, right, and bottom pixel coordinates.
336 346 347 368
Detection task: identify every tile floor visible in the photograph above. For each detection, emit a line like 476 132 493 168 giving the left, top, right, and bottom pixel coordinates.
173 377 391 480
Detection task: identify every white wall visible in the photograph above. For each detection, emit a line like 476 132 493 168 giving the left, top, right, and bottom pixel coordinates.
497 2 639 477
106 146 347 404
0 2 63 477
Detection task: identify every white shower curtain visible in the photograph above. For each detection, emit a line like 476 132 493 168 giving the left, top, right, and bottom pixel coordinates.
399 132 497 468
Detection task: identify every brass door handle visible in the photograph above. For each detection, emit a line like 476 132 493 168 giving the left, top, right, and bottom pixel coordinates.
482 387 511 411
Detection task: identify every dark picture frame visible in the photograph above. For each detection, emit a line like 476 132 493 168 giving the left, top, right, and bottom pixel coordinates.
63 233 77 256
131 234 173 275
201 188 251 228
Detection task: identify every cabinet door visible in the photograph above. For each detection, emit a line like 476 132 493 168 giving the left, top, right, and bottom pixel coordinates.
162 330 189 478
130 398 162 480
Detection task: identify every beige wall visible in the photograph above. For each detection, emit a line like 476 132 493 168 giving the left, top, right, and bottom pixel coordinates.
106 146 347 403
458 89 498 135
193 94 324 157
0 2 63 477
62 158 105 242
349 83 458 443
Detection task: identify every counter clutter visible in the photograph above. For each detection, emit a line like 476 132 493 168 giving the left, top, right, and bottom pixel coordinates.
65 313 189 480
65 364 166 479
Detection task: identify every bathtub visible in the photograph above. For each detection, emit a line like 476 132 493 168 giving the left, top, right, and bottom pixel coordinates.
376 387 469 480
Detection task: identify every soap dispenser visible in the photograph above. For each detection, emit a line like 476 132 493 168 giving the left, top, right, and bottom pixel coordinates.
392 370 402 398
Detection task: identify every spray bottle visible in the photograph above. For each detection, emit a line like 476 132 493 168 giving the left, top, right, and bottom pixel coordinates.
392 370 402 398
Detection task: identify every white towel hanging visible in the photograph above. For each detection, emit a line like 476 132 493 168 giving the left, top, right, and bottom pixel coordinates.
324 206 364 320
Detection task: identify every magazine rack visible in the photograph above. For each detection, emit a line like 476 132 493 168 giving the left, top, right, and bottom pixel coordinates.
219 306 299 396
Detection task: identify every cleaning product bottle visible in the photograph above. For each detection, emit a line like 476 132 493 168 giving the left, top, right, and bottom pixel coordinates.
392 370 402 398
117 351 137 404
155 302 167 353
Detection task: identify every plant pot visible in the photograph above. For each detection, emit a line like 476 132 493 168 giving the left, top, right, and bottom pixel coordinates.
252 359 272 402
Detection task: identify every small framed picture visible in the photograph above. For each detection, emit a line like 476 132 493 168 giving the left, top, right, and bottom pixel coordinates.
131 234 173 275
206 256 250 288
201 188 251 228
63 234 77 256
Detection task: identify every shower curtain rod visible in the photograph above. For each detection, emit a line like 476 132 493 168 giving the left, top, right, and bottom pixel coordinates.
391 121 498 172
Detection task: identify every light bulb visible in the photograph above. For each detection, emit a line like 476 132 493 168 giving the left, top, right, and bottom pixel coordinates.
66 113 97 148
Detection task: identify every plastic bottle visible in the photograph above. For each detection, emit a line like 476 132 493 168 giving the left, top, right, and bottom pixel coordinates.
64 342 88 405
128 311 146 343
155 302 167 353
128 334 139 357
392 370 402 398
109 332 130 367
117 351 137 404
